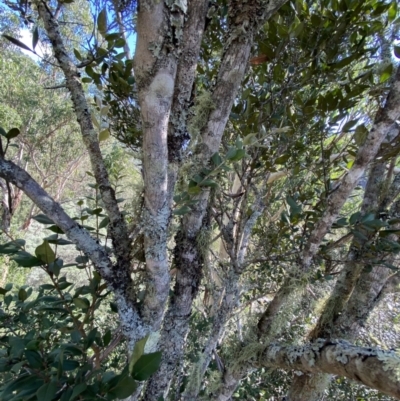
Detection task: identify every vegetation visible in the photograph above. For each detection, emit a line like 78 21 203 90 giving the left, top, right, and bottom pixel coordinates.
0 0 400 400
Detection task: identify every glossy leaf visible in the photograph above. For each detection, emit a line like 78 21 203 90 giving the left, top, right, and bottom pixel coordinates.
97 8 108 36
6 127 20 139
131 352 162 381
36 381 58 401
35 240 56 264
2 34 33 53
32 27 39 50
129 335 148 374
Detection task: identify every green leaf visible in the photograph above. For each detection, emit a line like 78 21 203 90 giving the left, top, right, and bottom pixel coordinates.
354 124 368 146
32 27 39 50
92 115 100 129
47 225 64 234
129 335 148 375
6 127 20 139
362 219 386 229
11 251 43 267
73 48 82 60
110 302 118 313
25 350 43 369
394 45 400 59
18 288 27 301
75 255 89 264
226 147 237 160
243 133 257 145
198 179 218 188
97 8 108 36
36 381 58 401
388 1 398 21
0 127 7 137
173 206 192 216
379 229 400 237
109 376 137 399
99 216 110 229
275 154 290 164
73 297 90 309
2 34 33 53
132 352 162 381
211 152 222 166
33 214 55 225
62 359 79 371
353 230 368 241
47 238 73 246
103 330 112 347
35 240 56 264
342 120 358 132
0 240 24 255
105 33 121 42
114 38 126 48
380 63 393 83
69 382 87 401
187 185 201 195
349 212 361 225
99 129 110 141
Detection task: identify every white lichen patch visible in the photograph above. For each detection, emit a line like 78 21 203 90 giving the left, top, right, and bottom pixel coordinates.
377 349 400 380
187 91 215 140
288 346 306 364
149 72 175 99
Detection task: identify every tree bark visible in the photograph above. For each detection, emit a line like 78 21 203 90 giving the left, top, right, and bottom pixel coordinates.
142 1 289 399
260 340 400 401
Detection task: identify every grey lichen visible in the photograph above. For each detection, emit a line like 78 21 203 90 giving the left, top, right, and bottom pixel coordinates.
187 90 215 141
377 349 400 380
142 204 169 261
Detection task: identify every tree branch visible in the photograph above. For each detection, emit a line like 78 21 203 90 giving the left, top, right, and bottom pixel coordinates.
259 339 400 400
34 0 131 267
0 158 146 350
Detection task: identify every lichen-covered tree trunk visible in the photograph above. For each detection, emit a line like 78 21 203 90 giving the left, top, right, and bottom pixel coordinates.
134 0 181 332
286 171 400 401
284 66 400 401
142 2 289 399
32 0 143 349
259 340 400 400
213 67 399 401
140 0 208 398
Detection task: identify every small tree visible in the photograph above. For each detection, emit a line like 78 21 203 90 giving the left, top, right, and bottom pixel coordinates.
1 0 400 400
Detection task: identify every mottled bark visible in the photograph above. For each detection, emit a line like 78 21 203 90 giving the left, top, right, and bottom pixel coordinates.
143 2 290 399
134 0 176 332
260 340 400 400
144 0 208 384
